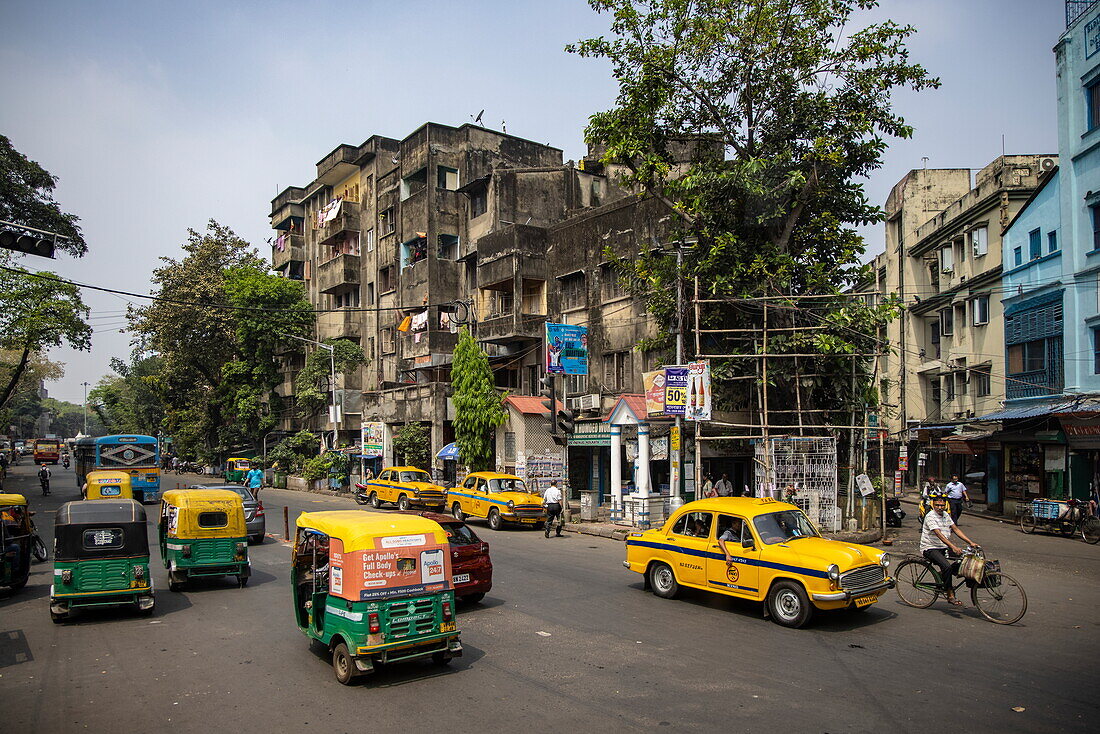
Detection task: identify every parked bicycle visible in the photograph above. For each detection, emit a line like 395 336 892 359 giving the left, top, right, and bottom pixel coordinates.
895 547 1027 624
1019 498 1100 544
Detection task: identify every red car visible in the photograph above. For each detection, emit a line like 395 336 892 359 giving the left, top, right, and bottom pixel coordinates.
401 511 493 604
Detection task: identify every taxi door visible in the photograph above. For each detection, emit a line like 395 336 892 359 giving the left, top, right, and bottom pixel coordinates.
706 513 761 599
374 470 393 503
662 511 712 588
470 477 488 518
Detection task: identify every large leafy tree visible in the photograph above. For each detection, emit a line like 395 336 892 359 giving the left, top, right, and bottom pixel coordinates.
129 221 314 461
392 423 430 470
452 327 506 472
569 0 926 425
89 355 166 435
0 134 86 257
294 338 366 427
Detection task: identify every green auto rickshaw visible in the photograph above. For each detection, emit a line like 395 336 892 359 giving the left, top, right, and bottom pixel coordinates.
160 488 250 590
50 499 154 622
224 457 254 484
1 493 33 592
293 511 462 684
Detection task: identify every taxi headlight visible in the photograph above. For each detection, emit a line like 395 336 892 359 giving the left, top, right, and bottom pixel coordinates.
827 564 840 588
507 500 515 510
879 552 892 569
413 488 421 496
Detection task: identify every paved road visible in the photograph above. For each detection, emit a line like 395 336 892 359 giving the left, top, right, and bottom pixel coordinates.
2 463 1097 733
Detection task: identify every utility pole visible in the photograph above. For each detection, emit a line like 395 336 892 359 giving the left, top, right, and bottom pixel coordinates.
82 381 90 435
671 242 684 509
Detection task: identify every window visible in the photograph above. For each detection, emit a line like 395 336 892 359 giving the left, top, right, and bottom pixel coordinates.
954 303 966 335
1013 247 1023 267
437 234 459 260
1029 228 1042 260
365 281 375 306
944 373 956 400
970 226 988 257
716 515 751 545
929 320 941 359
379 207 395 235
364 228 375 253
1094 329 1100 374
490 290 514 317
560 272 587 310
974 366 992 397
600 263 629 300
565 373 588 395
1008 340 1046 373
939 308 954 337
931 377 941 404
1048 231 1058 253
380 265 395 292
603 351 629 390
671 511 712 538
953 237 966 264
400 168 427 200
197 512 228 528
955 369 968 396
401 236 427 269
335 289 360 309
1092 204 1100 251
504 432 516 462
939 245 954 273
972 295 990 326
470 189 488 218
1088 80 1100 131
82 527 124 550
437 166 459 191
381 327 396 354
521 279 546 315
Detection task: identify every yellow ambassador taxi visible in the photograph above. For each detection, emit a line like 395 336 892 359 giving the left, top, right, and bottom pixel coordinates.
624 497 895 628
447 472 546 531
359 467 447 511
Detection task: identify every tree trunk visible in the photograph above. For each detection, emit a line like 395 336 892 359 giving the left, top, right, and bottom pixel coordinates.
0 345 32 411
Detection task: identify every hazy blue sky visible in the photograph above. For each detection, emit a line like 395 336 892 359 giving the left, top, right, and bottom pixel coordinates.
0 0 1065 405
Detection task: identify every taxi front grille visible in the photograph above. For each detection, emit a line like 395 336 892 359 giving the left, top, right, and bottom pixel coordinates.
840 564 885 591
75 560 131 592
386 597 436 638
416 491 445 501
512 506 544 518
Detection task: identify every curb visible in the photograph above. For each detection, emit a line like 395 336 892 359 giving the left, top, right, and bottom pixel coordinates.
563 523 631 541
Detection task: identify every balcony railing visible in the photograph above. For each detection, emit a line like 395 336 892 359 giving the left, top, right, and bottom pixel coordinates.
272 233 305 269
315 253 360 294
1067 0 1098 28
1006 369 1064 400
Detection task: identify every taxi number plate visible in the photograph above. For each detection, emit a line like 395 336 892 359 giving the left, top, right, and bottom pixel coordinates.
854 594 877 608
452 574 470 584
520 519 537 524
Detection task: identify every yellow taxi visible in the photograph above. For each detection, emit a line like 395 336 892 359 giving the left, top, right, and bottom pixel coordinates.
624 497 894 628
447 472 546 531
358 467 447 511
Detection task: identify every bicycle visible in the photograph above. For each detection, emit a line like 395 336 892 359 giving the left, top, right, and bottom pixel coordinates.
894 547 1027 625
1019 498 1100 544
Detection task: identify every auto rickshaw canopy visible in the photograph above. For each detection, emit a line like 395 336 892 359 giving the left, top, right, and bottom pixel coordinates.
162 489 246 539
54 499 150 561
295 510 449 552
0 493 28 507
85 470 134 500
227 457 253 469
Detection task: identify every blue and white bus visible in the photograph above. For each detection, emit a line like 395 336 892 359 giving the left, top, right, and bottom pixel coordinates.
74 435 161 503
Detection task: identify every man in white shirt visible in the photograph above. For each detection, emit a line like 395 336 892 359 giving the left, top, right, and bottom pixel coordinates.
944 475 970 523
920 491 979 606
714 474 734 497
543 480 565 538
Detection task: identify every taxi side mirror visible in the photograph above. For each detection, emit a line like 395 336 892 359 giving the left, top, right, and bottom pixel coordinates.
741 539 754 550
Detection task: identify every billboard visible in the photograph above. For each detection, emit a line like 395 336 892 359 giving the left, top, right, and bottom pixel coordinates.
663 366 689 416
545 323 588 375
361 422 385 457
685 360 712 421
643 371 667 417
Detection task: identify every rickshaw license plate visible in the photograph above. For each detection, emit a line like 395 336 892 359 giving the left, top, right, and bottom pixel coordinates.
854 594 877 608
102 487 121 496
452 574 470 584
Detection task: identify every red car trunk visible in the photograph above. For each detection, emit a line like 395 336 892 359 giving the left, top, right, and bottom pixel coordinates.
402 511 493 601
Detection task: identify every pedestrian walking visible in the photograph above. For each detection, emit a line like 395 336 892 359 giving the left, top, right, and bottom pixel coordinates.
944 474 970 524
245 463 265 498
543 480 564 538
702 474 717 498
715 473 733 497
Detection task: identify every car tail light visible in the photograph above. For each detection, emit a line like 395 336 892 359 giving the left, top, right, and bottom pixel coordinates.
368 612 381 634
480 542 489 554
256 501 265 517
442 600 453 622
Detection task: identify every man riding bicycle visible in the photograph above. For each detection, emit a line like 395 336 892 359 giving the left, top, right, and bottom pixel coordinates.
38 463 51 496
920 489 979 606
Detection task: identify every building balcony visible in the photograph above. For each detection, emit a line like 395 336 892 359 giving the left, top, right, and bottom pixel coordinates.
316 207 360 246
317 308 362 340
316 144 359 186
478 311 546 344
272 233 305 270
315 253 360 294
1006 369 1064 401
271 201 305 231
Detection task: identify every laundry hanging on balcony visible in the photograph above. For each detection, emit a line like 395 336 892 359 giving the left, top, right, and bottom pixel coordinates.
316 198 342 227
274 233 287 251
411 310 429 331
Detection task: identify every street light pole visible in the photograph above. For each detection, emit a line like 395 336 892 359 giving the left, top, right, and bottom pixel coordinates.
279 333 340 450
82 381 90 435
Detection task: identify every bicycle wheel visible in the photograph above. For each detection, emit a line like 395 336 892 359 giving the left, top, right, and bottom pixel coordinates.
895 560 938 608
971 572 1027 625
1019 511 1038 534
1059 516 1077 538
1081 516 1100 545
32 535 48 562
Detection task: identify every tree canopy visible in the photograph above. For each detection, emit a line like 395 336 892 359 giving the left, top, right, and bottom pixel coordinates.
451 327 506 472
0 134 87 257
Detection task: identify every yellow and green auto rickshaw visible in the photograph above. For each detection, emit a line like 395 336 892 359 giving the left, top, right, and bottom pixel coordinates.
50 499 154 622
293 511 462 685
159 489 250 591
224 457 254 484
1 494 33 592
83 470 134 501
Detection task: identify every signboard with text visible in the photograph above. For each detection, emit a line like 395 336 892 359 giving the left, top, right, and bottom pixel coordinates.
545 323 588 375
361 422 385 457
663 366 689 416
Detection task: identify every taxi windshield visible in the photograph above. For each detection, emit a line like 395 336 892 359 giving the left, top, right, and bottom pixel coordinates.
752 510 818 544
486 478 527 493
398 470 430 483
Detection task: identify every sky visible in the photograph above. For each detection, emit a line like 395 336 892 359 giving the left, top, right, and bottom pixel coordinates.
0 0 1066 404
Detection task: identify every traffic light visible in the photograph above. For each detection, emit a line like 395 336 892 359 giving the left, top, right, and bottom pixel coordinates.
0 226 56 259
556 406 575 436
540 374 557 436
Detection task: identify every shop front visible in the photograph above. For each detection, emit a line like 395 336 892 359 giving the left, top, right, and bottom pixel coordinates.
1055 409 1100 502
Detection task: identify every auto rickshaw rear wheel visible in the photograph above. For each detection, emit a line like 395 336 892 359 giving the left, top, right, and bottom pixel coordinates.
237 574 248 588
332 643 359 685
432 651 453 666
168 570 186 592
50 610 66 624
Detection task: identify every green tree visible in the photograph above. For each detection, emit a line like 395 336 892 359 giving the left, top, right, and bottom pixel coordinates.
392 422 430 469
451 327 506 472
88 355 166 435
267 430 319 473
294 339 366 423
0 134 87 256
569 0 924 423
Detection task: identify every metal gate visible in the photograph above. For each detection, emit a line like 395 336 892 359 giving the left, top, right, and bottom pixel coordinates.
754 436 839 531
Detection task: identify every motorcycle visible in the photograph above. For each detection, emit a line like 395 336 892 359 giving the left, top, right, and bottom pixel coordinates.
886 497 905 528
62 456 70 469
353 482 370 505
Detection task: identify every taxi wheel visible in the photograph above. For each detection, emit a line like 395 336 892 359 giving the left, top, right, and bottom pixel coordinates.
398 495 411 511
369 492 381 509
649 562 680 599
487 509 503 531
767 581 813 628
451 503 465 522
332 643 359 686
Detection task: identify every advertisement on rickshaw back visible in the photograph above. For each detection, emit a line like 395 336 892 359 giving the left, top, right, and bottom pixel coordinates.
331 534 453 601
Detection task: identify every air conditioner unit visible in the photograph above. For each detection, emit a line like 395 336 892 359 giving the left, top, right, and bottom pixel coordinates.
1039 157 1056 173
574 393 601 411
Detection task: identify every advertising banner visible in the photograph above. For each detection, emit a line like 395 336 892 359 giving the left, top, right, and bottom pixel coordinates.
685 360 712 421
361 422 385 457
330 535 453 602
545 323 589 375
643 371 667 417
663 366 689 416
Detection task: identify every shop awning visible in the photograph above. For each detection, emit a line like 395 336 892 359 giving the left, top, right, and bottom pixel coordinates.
437 442 461 460
976 400 1076 421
